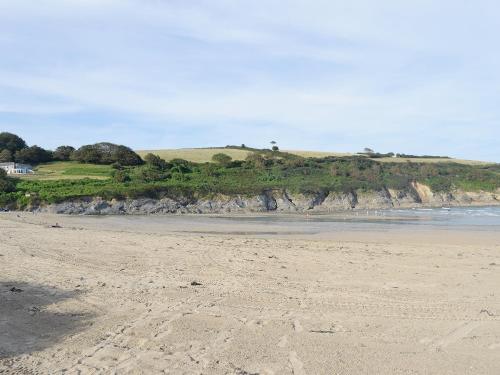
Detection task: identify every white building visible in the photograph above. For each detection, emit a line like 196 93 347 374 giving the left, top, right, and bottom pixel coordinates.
0 162 34 175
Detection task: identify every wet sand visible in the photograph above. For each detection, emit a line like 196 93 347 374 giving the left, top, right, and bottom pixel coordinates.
1 212 500 374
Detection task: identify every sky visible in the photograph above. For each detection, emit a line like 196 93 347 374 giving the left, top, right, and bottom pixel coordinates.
1 0 499 161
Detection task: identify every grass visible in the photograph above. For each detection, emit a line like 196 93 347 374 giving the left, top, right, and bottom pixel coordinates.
285 150 355 158
136 148 253 163
21 161 113 180
137 148 492 166
15 151 495 183
374 157 491 165
3 155 499 208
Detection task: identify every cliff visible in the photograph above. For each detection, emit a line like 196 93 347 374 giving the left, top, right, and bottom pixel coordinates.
36 183 500 215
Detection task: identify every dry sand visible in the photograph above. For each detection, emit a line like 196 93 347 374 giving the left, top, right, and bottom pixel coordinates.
1 212 500 374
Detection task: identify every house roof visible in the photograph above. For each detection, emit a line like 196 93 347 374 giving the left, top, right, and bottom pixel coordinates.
0 162 33 168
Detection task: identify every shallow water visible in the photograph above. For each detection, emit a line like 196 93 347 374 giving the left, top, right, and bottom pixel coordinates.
74 206 500 237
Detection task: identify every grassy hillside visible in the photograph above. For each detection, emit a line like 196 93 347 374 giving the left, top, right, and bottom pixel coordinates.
1 152 498 208
2 130 496 209
21 162 113 180
137 148 253 163
137 148 491 166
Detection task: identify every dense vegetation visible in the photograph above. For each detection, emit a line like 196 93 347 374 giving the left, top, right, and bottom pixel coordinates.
0 132 142 166
1 132 499 209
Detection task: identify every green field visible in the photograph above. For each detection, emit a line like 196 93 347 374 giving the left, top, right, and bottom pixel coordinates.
22 162 113 180
137 148 253 163
137 148 492 166
1 151 498 208
15 151 494 183
137 148 353 162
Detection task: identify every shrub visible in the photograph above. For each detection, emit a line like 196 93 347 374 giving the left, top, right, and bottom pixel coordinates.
144 153 169 170
0 169 15 193
212 153 232 166
245 153 266 169
113 170 130 183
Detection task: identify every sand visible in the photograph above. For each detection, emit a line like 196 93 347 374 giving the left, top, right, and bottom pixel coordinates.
1 212 500 374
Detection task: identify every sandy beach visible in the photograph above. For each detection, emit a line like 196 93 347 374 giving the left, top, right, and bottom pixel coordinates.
1 212 500 374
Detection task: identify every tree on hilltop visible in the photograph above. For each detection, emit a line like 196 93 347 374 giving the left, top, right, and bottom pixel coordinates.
0 132 27 153
53 146 75 161
72 143 143 166
15 145 52 164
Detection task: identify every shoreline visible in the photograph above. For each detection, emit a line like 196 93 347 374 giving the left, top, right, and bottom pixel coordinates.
2 208 499 246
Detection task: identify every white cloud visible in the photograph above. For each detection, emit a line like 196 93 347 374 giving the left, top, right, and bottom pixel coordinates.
0 0 499 160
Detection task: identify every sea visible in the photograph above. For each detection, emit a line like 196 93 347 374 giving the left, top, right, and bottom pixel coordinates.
78 206 500 237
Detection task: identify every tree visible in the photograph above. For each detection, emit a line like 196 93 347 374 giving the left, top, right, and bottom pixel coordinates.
72 143 143 166
113 145 143 166
0 149 13 162
0 132 27 153
212 153 232 166
14 145 52 164
53 146 75 161
272 145 279 151
71 145 102 163
363 147 374 153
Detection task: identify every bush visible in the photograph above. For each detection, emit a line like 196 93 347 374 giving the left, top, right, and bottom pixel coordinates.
245 153 266 169
112 170 130 183
0 169 15 193
212 153 232 166
144 153 169 170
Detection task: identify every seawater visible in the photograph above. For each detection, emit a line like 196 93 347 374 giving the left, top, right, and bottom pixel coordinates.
85 206 500 235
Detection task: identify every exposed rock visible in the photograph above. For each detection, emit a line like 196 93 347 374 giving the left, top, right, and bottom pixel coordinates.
388 188 421 207
316 191 357 211
29 184 500 215
355 189 394 210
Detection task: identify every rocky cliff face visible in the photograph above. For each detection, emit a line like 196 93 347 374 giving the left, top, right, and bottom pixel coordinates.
36 184 500 215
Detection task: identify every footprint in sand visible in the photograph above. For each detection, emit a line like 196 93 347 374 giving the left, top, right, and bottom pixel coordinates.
289 351 305 375
293 320 303 333
277 335 288 348
432 321 481 350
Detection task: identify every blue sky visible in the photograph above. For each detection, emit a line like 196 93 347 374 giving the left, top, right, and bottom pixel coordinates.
1 0 499 161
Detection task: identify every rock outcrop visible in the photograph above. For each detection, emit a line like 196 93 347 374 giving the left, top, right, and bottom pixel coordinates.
32 184 500 215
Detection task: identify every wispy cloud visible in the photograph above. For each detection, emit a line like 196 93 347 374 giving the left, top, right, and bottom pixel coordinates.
0 0 499 161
